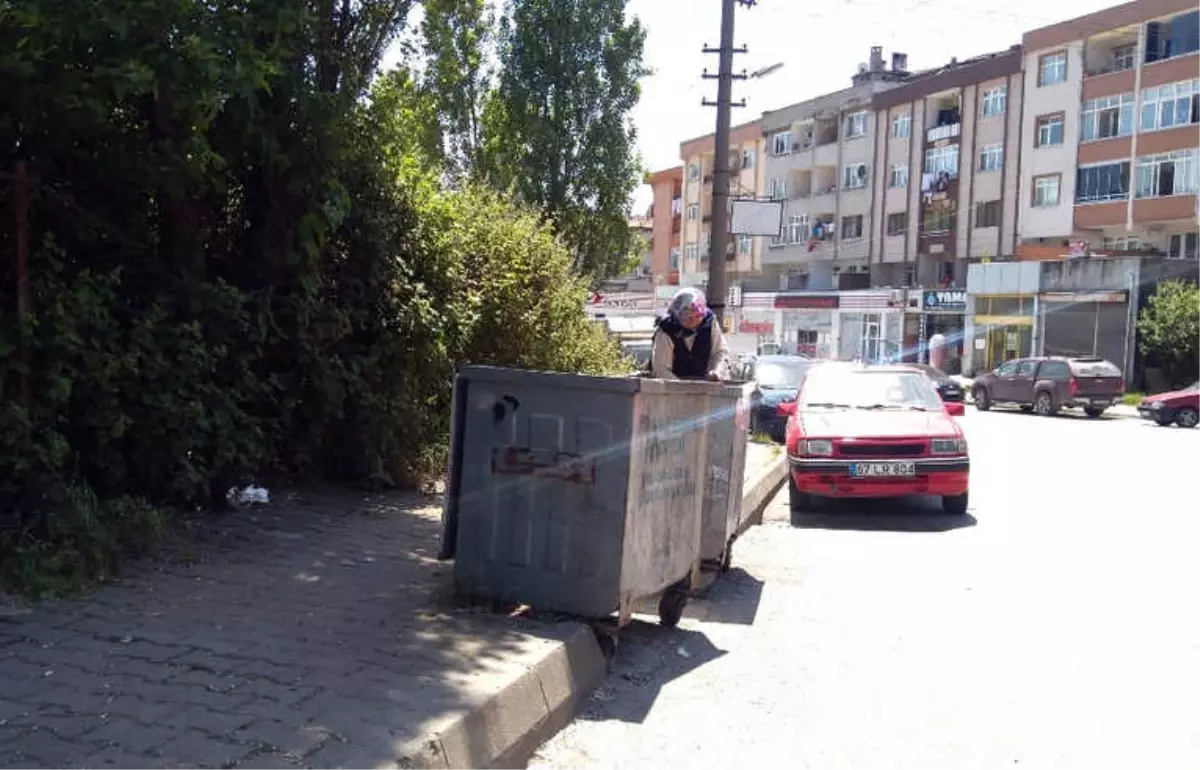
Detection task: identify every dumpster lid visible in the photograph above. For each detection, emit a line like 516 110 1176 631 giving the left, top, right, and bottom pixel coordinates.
456 365 643 394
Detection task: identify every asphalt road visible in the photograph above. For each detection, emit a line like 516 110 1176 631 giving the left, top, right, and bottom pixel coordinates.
528 408 1200 770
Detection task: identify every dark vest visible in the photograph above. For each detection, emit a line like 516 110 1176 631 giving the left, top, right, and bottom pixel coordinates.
656 313 714 379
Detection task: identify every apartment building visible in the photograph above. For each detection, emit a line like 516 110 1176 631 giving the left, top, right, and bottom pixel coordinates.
869 47 1024 366
677 119 766 289
757 47 913 292
645 166 683 286
1018 0 1199 260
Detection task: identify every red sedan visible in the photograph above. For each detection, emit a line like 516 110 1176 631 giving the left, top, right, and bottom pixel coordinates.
781 363 970 524
1137 382 1199 428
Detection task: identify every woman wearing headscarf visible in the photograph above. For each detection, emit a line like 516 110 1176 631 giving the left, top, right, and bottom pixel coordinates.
650 288 730 381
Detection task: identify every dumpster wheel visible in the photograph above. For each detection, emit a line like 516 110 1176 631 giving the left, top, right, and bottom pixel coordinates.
657 584 688 628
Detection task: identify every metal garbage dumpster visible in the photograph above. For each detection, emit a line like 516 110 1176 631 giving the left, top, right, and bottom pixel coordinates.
439 365 712 628
698 382 754 572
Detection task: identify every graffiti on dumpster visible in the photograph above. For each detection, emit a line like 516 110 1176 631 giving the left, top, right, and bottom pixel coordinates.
705 465 730 506
490 446 596 484
637 412 697 505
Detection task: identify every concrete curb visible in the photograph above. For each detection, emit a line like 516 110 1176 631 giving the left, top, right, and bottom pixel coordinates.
742 450 788 529
431 453 790 769
411 622 607 769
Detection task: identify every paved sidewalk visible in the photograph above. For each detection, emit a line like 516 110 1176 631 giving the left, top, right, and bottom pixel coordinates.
0 489 600 769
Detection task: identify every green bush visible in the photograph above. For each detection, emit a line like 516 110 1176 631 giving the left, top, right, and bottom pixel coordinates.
0 3 626 597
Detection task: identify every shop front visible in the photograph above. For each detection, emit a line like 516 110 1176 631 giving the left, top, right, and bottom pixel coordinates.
835 291 904 362
905 289 968 373
1039 290 1131 373
774 293 839 359
967 294 1037 375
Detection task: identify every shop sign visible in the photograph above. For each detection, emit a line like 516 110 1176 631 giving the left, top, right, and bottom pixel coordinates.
739 319 774 334
774 294 839 310
1041 291 1127 303
589 292 658 311
922 289 967 312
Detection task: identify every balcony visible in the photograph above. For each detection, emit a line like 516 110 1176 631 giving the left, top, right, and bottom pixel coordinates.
926 123 961 143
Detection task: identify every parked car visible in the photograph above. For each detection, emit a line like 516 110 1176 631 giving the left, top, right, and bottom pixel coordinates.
746 354 814 443
781 362 970 524
903 363 964 403
1137 382 1199 428
620 338 653 370
971 356 1124 417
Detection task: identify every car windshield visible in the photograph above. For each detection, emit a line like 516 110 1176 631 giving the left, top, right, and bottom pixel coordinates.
799 368 945 411
1070 359 1121 377
755 361 810 389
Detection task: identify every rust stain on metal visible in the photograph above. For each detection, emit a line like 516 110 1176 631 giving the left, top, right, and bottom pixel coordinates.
490 446 597 485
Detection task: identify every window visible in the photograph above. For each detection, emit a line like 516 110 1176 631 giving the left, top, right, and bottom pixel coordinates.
1036 114 1065 147
787 214 809 244
844 111 868 139
841 215 864 239
1102 235 1140 251
669 248 680 269
889 164 909 188
1038 51 1067 86
1112 44 1136 71
1081 93 1134 141
1033 174 1061 207
923 207 954 233
995 360 1020 376
685 243 698 262
1168 232 1199 259
741 149 756 169
1016 361 1038 376
978 144 1004 172
771 131 792 155
981 87 1007 117
686 203 699 220
1139 79 1200 132
702 233 711 258
768 178 789 200
1144 11 1200 63
843 163 868 189
975 200 1001 228
887 212 907 236
1135 149 1200 198
687 163 700 181
924 145 959 176
737 234 753 255
891 113 911 138
1076 162 1130 203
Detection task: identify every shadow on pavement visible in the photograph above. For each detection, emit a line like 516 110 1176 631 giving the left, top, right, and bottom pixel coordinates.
684 567 763 626
794 495 978 533
578 621 726 725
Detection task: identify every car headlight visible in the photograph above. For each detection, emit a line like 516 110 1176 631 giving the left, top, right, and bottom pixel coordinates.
931 438 967 455
1144 401 1161 409
802 439 833 456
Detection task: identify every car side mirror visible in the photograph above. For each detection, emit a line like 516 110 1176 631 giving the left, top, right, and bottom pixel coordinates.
943 402 965 417
776 401 798 417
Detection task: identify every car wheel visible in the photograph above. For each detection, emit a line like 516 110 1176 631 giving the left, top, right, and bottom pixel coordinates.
1033 390 1058 416
1084 406 1105 418
942 492 969 516
973 386 991 411
788 474 816 526
1176 407 1199 428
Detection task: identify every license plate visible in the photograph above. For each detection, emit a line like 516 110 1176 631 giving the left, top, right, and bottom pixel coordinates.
849 462 916 478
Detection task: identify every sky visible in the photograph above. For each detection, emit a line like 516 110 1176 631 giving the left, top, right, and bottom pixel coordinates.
624 0 1116 211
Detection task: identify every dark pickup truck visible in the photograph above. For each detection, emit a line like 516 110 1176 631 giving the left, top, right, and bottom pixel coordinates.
972 356 1125 417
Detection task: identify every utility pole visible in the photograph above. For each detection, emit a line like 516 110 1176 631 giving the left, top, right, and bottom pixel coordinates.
701 0 754 331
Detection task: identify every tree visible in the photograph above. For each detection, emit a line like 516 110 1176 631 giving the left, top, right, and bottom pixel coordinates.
1138 279 1200 388
420 0 496 176
482 0 648 283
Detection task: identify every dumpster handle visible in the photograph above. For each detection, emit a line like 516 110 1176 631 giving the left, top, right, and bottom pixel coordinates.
492 394 520 424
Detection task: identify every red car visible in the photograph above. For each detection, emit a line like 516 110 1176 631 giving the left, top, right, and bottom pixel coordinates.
780 363 970 524
1137 382 1199 428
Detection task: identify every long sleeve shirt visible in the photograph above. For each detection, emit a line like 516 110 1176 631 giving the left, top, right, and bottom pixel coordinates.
650 321 730 380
